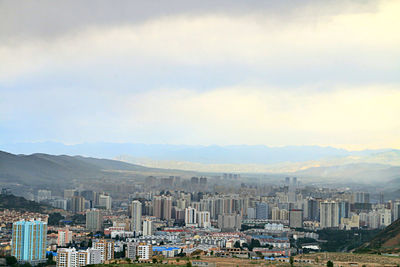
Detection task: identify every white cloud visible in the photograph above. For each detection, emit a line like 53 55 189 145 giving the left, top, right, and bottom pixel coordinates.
1 1 399 83
0 0 399 149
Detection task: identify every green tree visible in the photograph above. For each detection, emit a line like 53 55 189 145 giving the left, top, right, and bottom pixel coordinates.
186 262 192 267
327 260 334 267
234 241 241 248
48 212 65 226
152 258 157 263
5 256 17 266
290 256 294 267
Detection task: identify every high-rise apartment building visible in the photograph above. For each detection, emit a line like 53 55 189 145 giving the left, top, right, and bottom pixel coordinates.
11 219 47 263
304 198 319 221
137 244 152 261
153 195 172 220
71 196 85 213
86 209 102 232
197 211 211 228
256 202 269 219
353 192 370 204
271 207 280 220
320 201 339 228
92 240 114 262
125 242 138 260
142 220 154 236
217 214 242 231
130 200 142 233
280 209 288 221
289 209 303 228
98 194 112 210
185 207 197 226
64 189 77 199
57 228 73 246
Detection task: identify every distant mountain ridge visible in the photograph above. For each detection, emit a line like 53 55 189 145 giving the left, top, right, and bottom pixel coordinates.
0 142 396 164
0 150 194 190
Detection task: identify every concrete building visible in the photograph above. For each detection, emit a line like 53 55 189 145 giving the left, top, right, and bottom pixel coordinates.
320 201 339 228
131 200 142 234
256 202 269 220
271 207 280 221
86 209 102 232
57 228 73 246
289 209 303 228
197 211 211 228
92 240 114 262
125 242 138 260
217 214 242 231
56 248 102 267
71 196 85 213
153 195 172 220
98 194 112 210
142 219 154 236
137 244 152 261
11 219 47 264
185 207 197 226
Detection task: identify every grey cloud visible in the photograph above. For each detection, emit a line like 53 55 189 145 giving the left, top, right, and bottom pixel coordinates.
0 0 378 43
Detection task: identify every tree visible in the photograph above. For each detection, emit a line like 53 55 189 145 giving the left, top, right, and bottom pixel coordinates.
186 262 192 267
249 239 261 251
234 241 241 248
152 258 157 263
327 260 334 267
48 212 65 226
5 256 17 266
290 256 294 267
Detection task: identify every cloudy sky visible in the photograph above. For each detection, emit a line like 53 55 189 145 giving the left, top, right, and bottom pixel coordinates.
1 0 399 150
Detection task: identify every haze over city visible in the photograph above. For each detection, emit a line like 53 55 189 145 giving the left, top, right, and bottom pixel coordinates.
1 1 400 267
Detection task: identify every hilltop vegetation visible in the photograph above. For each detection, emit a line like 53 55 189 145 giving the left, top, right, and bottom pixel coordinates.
355 219 400 254
0 194 49 213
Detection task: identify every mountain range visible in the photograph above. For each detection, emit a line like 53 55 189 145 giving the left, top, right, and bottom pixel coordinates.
0 142 388 164
0 150 198 191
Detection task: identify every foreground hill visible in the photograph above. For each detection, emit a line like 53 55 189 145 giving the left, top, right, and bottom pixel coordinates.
0 194 51 213
0 150 194 189
356 219 400 254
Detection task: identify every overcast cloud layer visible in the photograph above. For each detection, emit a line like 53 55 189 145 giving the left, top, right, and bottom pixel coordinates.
1 0 399 150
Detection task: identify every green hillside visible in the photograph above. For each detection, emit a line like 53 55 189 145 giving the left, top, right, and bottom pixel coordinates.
0 194 50 213
355 219 400 254
0 150 191 190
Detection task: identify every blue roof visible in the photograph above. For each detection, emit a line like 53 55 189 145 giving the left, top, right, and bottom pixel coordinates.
47 251 57 256
152 246 180 252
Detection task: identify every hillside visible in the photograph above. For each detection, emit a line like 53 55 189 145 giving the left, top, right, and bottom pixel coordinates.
0 150 195 190
0 194 50 213
356 219 400 254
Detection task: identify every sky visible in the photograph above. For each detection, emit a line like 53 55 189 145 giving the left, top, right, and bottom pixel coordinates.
1 0 400 150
